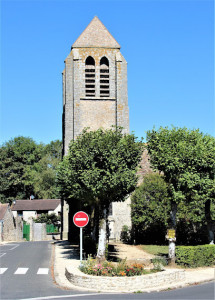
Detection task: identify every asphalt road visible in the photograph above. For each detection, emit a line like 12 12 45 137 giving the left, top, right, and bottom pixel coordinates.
0 241 83 299
0 241 214 300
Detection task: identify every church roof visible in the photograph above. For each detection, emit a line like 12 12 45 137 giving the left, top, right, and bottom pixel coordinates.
72 16 120 49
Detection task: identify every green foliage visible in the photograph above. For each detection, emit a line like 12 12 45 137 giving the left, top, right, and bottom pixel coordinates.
25 140 62 199
151 257 167 271
176 220 208 245
0 137 43 203
57 128 143 258
57 127 143 209
80 257 152 277
120 225 131 244
146 127 215 239
33 213 60 226
176 245 215 267
0 137 62 203
131 173 170 244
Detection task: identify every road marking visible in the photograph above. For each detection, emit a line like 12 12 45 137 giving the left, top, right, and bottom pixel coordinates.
0 268 8 274
37 268 49 274
0 253 6 258
22 293 110 300
10 244 19 250
14 268 29 274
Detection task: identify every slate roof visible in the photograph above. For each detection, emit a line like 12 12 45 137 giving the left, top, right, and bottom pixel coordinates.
11 199 61 211
0 203 9 220
72 16 120 49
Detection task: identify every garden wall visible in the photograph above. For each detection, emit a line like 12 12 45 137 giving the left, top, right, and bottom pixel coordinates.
65 267 185 292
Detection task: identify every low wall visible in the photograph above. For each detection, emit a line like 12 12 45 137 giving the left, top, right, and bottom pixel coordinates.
65 266 185 292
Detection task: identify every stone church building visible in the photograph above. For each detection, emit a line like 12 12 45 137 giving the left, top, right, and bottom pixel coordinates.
62 16 135 240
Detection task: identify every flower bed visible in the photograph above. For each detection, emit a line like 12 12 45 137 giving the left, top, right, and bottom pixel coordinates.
79 257 160 277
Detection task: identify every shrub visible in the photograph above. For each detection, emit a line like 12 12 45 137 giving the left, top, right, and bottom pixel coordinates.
176 245 215 267
33 213 60 226
152 257 167 271
120 225 131 244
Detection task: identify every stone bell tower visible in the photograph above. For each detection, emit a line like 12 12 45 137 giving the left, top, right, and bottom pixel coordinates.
62 16 130 240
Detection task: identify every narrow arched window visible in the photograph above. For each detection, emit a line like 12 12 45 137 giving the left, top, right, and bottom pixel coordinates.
85 56 95 97
100 57 109 97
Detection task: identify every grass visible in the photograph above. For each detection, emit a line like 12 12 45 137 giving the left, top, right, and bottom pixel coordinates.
139 245 169 256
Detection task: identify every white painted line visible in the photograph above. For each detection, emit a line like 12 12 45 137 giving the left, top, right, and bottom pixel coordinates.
14 268 29 274
10 244 19 250
37 268 49 275
22 293 110 300
0 253 6 258
75 218 87 221
0 268 8 274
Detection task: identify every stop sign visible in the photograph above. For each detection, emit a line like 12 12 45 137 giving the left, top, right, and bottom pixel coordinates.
73 211 89 228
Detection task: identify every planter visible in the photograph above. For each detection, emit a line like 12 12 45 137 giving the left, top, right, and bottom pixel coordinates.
65 266 185 292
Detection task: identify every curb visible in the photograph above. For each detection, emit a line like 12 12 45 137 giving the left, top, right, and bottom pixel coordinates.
53 242 215 293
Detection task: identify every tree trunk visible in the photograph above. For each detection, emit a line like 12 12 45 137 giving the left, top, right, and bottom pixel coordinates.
92 204 99 243
168 239 176 265
96 209 107 262
168 201 177 265
205 200 214 244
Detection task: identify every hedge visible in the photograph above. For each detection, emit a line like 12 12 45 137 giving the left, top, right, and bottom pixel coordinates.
176 245 215 268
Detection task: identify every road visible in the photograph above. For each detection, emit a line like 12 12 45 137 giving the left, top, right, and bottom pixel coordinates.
0 241 214 300
0 241 84 299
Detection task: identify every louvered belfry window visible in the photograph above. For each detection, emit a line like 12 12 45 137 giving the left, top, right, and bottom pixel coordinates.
100 57 109 97
85 56 95 97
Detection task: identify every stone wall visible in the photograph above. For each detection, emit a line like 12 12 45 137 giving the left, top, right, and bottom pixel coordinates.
63 47 129 155
109 197 131 240
65 267 185 292
137 149 153 185
1 207 16 241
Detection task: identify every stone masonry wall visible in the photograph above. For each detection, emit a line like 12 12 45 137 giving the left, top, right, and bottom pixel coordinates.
79 100 116 132
2 208 16 241
63 47 129 154
65 267 185 292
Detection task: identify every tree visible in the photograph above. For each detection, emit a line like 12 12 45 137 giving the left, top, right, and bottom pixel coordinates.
146 127 215 243
57 128 143 260
25 140 62 199
0 137 43 203
34 213 60 226
0 137 62 203
131 173 170 244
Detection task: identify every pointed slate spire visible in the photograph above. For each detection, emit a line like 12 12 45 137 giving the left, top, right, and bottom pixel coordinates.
72 16 120 49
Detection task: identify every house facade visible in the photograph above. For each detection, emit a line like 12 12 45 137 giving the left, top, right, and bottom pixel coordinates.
12 199 61 223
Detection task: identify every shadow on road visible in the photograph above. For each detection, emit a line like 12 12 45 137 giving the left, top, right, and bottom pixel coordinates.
55 241 80 259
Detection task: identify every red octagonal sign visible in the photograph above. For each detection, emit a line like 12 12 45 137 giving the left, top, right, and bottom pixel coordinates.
73 211 89 228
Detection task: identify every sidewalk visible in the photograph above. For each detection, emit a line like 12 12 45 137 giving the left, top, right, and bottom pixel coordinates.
53 241 215 293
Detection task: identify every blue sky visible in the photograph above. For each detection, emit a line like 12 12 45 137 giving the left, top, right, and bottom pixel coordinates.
1 0 214 145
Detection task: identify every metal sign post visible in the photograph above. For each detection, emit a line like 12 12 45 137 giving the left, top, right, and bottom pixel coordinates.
80 227 83 261
73 211 89 264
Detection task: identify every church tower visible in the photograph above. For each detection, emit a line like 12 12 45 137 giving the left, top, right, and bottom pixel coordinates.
63 16 129 155
62 17 131 240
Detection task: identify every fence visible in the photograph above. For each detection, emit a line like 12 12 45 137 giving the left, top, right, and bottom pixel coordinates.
46 224 59 233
